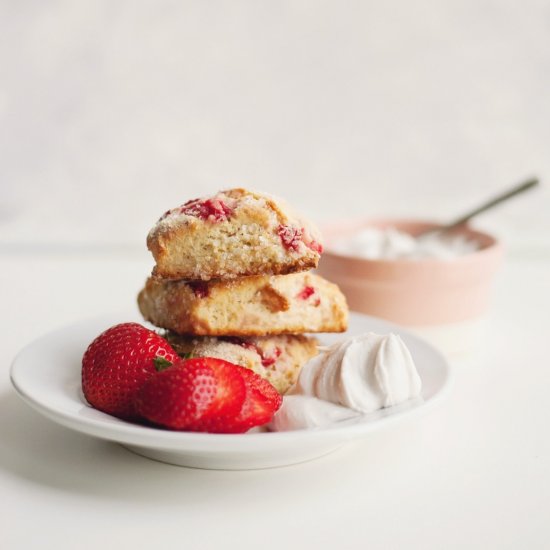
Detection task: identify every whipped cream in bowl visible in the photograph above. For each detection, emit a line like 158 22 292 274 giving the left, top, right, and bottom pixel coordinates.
269 332 423 432
331 227 480 260
317 220 503 354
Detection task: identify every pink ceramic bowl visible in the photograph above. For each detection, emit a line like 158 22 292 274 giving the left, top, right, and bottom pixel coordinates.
317 219 503 329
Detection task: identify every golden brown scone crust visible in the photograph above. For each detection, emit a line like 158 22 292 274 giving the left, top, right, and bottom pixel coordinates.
165 332 319 394
147 188 323 281
138 272 348 336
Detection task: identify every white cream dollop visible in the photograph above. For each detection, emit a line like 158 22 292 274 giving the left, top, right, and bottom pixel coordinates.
269 333 422 431
331 227 479 260
268 395 361 431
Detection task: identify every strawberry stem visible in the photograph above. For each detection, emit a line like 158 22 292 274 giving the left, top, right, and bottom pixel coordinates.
154 357 173 372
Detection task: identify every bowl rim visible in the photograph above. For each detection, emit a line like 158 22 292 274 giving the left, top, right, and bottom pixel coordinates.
320 218 503 266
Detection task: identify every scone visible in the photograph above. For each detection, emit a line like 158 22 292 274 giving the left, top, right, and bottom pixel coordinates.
138 272 348 336
147 188 323 281
165 332 319 394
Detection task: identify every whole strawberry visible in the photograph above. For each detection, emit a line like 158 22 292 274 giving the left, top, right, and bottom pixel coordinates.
136 358 246 430
82 322 179 420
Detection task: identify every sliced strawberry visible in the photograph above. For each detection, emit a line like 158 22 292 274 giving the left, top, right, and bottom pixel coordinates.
235 366 282 411
185 358 246 422
202 386 276 434
136 356 278 434
136 361 219 430
197 366 282 434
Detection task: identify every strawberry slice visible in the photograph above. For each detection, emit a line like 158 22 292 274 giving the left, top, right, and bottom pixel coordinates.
136 357 279 434
235 366 282 411
136 360 219 429
201 387 276 434
137 357 246 430
185 358 246 422
136 361 217 430
197 365 282 434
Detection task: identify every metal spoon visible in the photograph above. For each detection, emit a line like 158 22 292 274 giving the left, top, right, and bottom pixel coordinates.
417 177 540 238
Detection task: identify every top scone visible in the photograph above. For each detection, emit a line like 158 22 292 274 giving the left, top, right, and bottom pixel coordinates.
147 188 323 280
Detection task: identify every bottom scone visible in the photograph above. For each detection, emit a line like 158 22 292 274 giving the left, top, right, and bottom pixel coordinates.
165 332 319 394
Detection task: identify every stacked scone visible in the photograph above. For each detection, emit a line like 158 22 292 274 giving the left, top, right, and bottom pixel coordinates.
138 188 348 394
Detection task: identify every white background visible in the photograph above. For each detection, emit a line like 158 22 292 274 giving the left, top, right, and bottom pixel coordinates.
2 2 550 549
1 0 549 252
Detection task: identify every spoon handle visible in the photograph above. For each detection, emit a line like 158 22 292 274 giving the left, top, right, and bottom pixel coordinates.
441 177 539 231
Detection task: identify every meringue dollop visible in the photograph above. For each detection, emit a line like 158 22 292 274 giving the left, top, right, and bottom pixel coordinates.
269 332 422 431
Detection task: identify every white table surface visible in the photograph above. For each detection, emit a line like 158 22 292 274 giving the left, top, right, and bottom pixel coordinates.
2 249 549 550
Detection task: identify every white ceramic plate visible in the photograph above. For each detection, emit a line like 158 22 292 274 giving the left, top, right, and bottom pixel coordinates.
10 312 451 470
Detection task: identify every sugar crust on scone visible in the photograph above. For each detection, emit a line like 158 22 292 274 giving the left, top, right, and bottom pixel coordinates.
165 332 319 394
138 272 348 336
147 188 323 281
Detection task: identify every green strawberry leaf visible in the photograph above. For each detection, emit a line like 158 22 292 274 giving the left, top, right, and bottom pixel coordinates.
153 356 173 372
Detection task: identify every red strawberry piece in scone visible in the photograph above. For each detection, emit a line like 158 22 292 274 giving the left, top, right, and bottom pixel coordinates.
81 322 179 420
222 337 282 369
296 285 321 306
297 285 316 300
178 197 234 222
278 224 324 254
136 358 246 431
277 224 303 251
